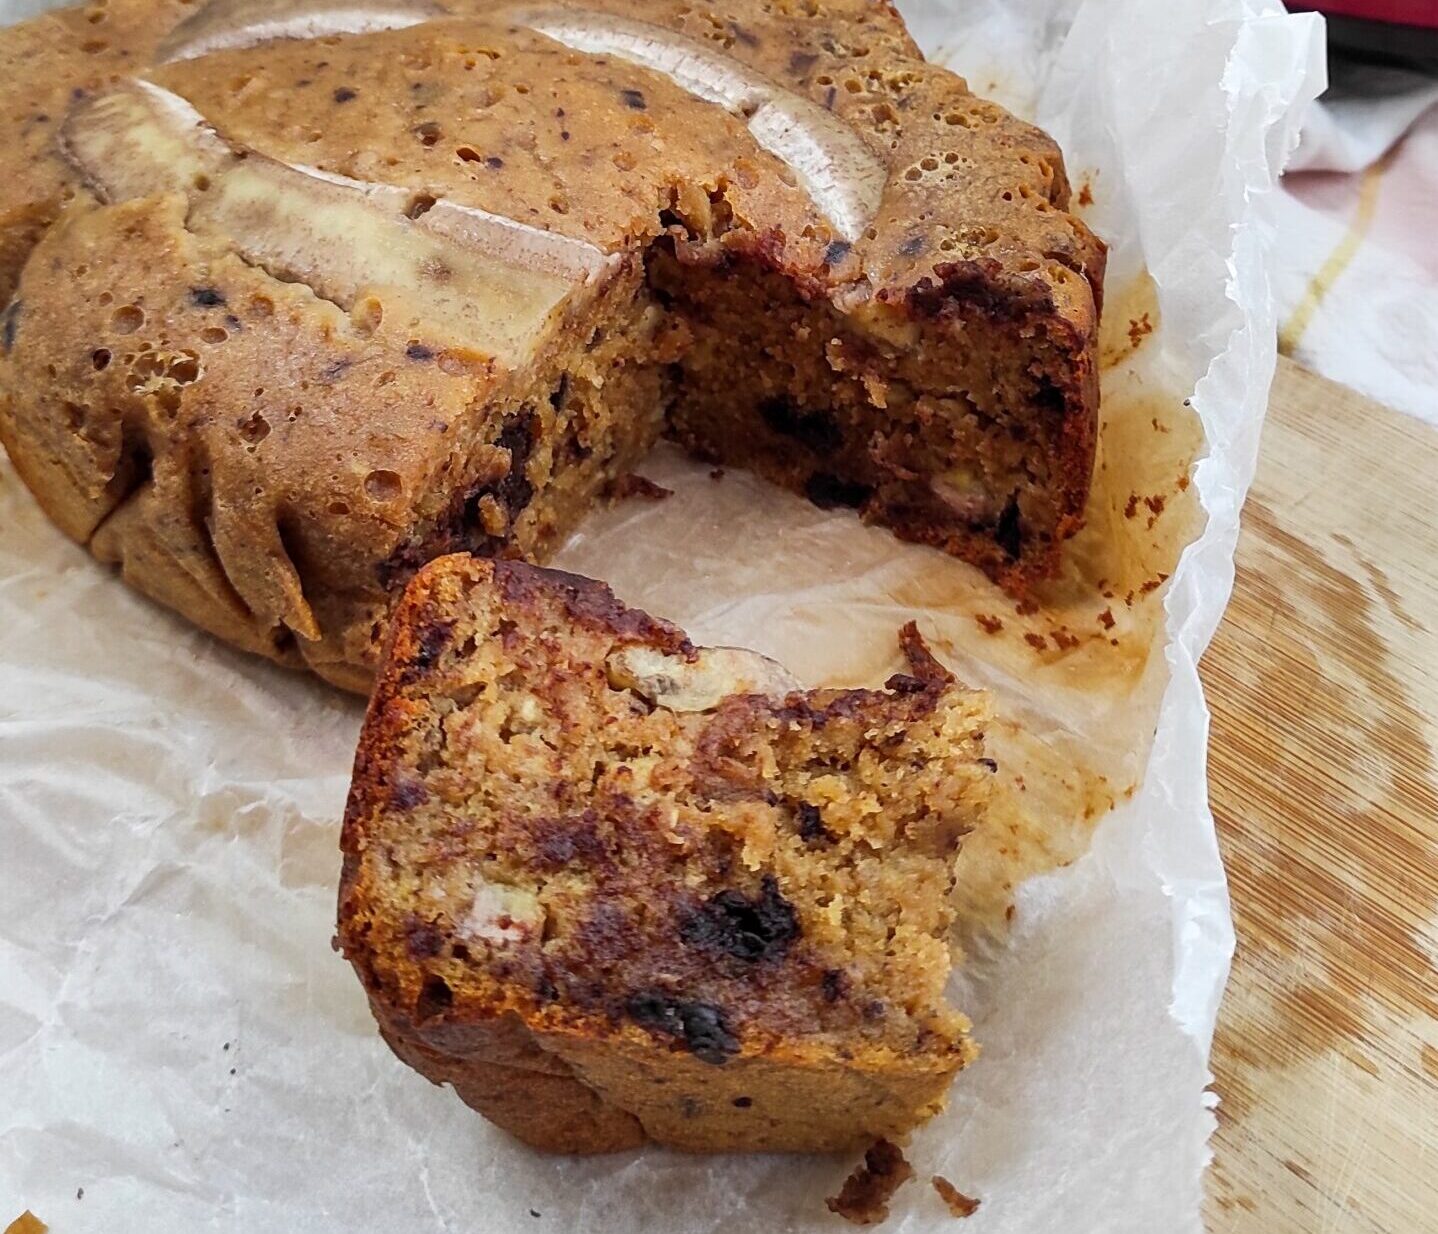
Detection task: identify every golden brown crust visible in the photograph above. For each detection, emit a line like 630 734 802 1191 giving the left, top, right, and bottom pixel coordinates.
0 0 1104 686
338 554 991 1153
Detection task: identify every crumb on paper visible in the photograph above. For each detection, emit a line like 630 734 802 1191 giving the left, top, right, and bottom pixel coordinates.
1023 632 1047 652
1050 627 1080 651
1077 178 1094 207
826 1139 915 1225
5 1213 47 1234
607 473 673 502
931 1176 981 1218
1097 607 1115 630
1127 312 1153 349
975 613 1003 635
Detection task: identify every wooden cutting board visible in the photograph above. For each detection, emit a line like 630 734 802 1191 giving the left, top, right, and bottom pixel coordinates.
1202 358 1438 1233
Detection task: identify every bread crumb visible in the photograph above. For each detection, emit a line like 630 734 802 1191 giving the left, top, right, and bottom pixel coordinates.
608 473 673 502
5 1212 47 1234
932 1176 980 1218
827 1140 915 1225
1050 627 1079 651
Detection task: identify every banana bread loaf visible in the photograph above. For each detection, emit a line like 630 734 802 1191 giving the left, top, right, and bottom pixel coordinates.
337 554 993 1152
0 0 1104 690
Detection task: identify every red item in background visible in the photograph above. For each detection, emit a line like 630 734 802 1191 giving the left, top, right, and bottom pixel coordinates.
1292 2 1438 30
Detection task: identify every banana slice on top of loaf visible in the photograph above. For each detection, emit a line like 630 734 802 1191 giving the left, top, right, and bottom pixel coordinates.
337 554 994 1153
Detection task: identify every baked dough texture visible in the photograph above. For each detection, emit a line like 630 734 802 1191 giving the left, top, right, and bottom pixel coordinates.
338 554 992 1152
0 0 1105 690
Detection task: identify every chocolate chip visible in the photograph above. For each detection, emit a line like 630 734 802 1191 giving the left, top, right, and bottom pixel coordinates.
805 473 872 510
405 342 436 361
332 86 357 103
680 874 799 962
995 496 1023 560
900 235 926 257
620 88 646 110
821 969 848 1002
376 411 538 587
0 300 20 353
404 916 444 957
794 801 832 844
486 155 504 170
414 619 453 668
390 778 429 810
490 409 537 516
759 396 843 455
732 1096 753 1108
189 286 226 308
978 757 998 772
823 240 852 266
625 993 739 1064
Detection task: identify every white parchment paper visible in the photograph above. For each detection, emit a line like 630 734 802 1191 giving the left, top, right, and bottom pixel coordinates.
0 2 1323 1229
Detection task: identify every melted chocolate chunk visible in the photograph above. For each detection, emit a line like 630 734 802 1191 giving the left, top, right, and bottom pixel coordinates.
620 88 647 110
759 396 843 456
414 620 453 669
794 801 833 844
625 993 739 1065
805 473 873 510
680 874 799 962
403 915 444 958
332 86 357 103
390 778 429 810
995 495 1023 560
0 300 19 353
189 286 226 308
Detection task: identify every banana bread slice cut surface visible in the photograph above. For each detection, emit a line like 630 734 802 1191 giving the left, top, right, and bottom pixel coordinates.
338 554 994 1153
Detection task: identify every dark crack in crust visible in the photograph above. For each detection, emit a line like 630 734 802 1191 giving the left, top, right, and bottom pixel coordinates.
338 554 992 1154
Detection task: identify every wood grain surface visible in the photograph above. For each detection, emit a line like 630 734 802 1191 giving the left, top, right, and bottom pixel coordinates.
1202 358 1438 1233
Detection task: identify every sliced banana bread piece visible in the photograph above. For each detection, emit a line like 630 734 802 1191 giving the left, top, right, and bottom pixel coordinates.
338 554 994 1153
